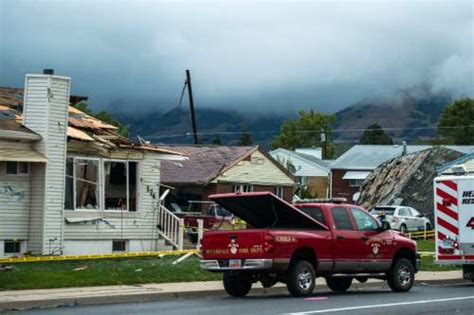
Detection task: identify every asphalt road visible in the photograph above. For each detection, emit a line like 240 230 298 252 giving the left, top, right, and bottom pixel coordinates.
13 282 474 315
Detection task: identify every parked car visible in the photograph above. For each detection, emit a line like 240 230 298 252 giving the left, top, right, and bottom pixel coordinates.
200 192 420 297
370 206 432 233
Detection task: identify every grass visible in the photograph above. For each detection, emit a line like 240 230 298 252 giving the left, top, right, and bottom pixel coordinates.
416 239 460 272
0 255 220 291
420 255 460 272
416 239 435 252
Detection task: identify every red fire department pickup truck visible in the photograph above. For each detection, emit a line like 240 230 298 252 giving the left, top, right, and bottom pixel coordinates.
200 192 421 297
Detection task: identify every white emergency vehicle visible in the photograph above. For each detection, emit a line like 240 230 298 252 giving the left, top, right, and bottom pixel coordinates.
434 170 474 281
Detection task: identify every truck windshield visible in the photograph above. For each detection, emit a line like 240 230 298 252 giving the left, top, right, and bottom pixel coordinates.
372 207 395 215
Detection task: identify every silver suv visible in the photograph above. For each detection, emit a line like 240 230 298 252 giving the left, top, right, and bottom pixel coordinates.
370 205 432 233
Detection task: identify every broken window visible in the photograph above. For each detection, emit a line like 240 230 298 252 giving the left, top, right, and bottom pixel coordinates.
104 161 137 211
75 159 100 209
64 157 138 211
64 158 74 210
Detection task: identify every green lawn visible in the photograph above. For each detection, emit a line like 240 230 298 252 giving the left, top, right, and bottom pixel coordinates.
0 255 220 291
420 255 460 272
417 239 435 252
416 239 460 272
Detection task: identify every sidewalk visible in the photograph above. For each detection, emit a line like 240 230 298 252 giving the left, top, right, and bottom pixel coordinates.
0 271 464 311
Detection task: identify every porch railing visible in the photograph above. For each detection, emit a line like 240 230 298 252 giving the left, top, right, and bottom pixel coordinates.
157 204 184 250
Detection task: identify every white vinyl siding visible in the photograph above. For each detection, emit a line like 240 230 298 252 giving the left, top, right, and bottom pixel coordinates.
218 151 295 186
0 161 31 240
23 75 70 255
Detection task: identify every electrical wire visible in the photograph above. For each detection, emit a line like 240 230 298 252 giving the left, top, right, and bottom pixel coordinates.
135 125 474 141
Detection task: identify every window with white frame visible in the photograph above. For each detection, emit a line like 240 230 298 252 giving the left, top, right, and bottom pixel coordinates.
275 186 284 198
5 162 29 175
4 240 22 254
297 176 308 186
349 179 364 187
64 157 138 211
233 184 253 193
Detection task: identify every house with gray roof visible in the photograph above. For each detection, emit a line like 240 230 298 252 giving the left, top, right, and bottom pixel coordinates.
331 144 474 202
270 148 332 198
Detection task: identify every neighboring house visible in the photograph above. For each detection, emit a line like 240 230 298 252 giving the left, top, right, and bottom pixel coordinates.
270 148 331 198
330 144 474 202
437 150 474 175
159 145 297 211
0 72 184 258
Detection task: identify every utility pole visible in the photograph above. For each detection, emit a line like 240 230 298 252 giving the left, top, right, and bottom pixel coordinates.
320 130 326 160
185 69 199 144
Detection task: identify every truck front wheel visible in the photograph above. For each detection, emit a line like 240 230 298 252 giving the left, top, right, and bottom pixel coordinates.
223 272 252 297
326 277 353 292
286 260 316 297
387 258 415 292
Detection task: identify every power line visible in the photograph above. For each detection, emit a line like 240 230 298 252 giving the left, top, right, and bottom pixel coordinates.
136 125 474 141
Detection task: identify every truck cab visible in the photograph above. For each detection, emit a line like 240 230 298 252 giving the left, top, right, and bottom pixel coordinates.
200 192 420 297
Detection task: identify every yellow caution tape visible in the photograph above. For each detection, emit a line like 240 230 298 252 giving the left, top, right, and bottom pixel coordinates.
0 249 199 264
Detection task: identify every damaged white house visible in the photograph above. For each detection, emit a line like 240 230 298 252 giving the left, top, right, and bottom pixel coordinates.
0 71 185 258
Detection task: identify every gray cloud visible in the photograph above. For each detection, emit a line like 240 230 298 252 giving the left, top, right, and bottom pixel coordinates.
1 0 472 114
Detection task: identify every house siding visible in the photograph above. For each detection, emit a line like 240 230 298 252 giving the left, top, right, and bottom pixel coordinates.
23 75 70 255
62 153 163 253
0 161 31 241
217 151 295 186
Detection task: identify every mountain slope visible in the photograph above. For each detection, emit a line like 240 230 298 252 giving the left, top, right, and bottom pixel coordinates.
117 91 452 147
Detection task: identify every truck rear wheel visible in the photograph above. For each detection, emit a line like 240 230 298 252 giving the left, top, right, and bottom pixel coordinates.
286 260 315 297
223 272 252 297
326 277 352 292
387 258 414 292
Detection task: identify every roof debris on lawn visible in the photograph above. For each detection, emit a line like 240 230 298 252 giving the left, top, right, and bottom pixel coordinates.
357 146 464 220
0 86 182 157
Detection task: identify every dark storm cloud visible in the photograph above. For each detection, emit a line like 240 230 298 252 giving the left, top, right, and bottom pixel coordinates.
0 0 472 114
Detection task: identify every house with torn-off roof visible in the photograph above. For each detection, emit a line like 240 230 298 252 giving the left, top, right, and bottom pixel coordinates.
0 71 185 258
331 144 474 203
158 145 297 211
437 150 474 175
270 148 331 198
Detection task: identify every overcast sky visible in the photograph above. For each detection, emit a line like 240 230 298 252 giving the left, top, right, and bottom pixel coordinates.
1 0 473 114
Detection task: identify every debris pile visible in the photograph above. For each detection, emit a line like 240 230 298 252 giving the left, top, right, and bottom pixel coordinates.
357 146 464 220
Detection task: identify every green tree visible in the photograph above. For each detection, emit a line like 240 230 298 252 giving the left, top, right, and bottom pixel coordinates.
438 98 474 145
212 135 222 145
239 125 253 146
359 124 393 145
73 101 130 138
271 110 336 158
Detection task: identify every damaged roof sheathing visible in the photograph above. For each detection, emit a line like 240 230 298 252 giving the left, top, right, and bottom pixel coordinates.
0 86 183 157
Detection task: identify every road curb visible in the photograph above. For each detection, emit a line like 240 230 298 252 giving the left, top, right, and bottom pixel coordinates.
0 278 469 312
